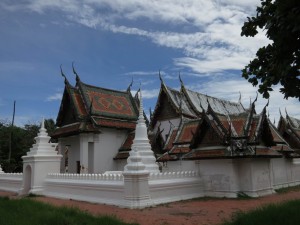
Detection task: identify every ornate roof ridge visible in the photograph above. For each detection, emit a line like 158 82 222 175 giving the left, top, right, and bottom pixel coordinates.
78 80 130 95
186 88 242 106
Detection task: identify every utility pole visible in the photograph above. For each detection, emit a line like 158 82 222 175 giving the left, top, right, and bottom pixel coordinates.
8 100 16 163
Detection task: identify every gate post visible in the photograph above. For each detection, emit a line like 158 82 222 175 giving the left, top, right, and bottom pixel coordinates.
19 119 62 195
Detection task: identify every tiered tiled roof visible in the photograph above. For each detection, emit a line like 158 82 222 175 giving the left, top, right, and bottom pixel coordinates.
155 77 296 161
113 132 135 160
167 119 201 156
278 113 300 152
52 73 139 138
183 88 245 115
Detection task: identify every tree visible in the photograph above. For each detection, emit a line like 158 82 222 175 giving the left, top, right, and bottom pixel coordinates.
0 119 57 172
241 0 300 99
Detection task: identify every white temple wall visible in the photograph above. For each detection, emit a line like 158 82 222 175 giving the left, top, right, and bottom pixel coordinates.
59 136 80 173
271 158 300 189
197 159 239 198
160 160 196 172
94 128 128 173
244 159 273 197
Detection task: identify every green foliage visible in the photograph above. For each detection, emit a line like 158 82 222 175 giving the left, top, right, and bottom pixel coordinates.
241 0 300 99
275 184 300 194
0 197 137 225
0 119 56 172
222 200 300 225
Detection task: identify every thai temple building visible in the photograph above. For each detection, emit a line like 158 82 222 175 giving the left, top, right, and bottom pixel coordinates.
51 70 299 175
150 76 297 171
1 69 300 208
51 68 143 173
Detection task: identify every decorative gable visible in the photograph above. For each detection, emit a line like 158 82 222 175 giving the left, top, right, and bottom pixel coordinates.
56 87 79 127
78 82 138 121
195 120 224 147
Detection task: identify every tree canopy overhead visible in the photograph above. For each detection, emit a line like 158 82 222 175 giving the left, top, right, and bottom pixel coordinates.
241 0 300 99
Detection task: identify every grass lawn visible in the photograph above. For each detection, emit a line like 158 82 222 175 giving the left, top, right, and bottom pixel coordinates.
222 199 300 225
0 197 138 225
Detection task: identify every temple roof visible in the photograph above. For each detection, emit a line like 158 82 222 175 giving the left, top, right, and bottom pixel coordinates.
156 98 293 161
165 86 197 117
183 88 245 115
54 76 140 138
277 113 300 151
77 81 138 121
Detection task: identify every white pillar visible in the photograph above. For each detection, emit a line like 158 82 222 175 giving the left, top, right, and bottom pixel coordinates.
19 119 62 195
0 164 4 174
79 134 89 173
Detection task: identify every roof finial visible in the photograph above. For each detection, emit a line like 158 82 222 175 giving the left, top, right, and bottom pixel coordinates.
262 98 269 114
139 87 144 118
60 64 69 85
238 91 242 104
250 92 258 109
279 108 282 117
159 70 164 84
253 92 258 104
274 118 276 125
72 61 80 83
179 72 184 87
127 77 134 92
149 107 153 118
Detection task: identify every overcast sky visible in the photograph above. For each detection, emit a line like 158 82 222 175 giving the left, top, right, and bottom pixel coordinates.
0 0 299 126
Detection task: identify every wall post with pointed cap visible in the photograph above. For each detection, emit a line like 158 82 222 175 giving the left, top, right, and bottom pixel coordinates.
126 89 159 173
122 89 159 208
19 118 62 195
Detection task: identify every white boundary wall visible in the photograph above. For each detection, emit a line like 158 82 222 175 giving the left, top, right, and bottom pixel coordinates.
149 171 204 205
1 158 300 208
271 158 300 189
43 173 124 206
0 173 23 193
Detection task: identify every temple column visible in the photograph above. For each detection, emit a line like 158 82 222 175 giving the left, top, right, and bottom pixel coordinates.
79 133 89 174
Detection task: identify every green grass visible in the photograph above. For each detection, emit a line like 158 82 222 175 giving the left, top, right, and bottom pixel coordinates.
222 200 300 225
275 184 300 194
0 197 138 225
